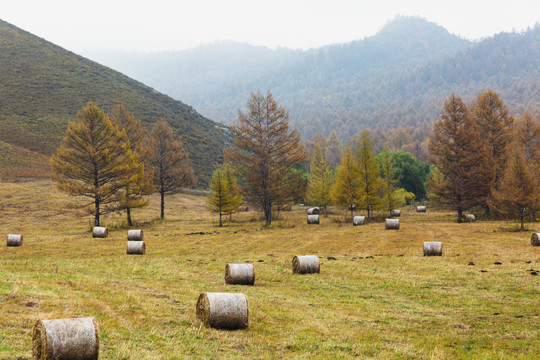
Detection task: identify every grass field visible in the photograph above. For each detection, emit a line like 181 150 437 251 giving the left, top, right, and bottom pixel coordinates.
0 180 538 359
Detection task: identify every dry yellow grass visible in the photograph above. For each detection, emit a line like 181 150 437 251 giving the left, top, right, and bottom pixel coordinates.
0 180 539 359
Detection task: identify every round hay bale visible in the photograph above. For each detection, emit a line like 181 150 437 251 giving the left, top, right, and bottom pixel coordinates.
196 292 248 330
424 241 442 256
7 234 23 247
32 317 99 360
92 227 108 238
307 215 320 224
416 206 426 213
292 255 320 274
353 216 367 226
385 218 400 230
225 264 255 285
126 241 146 255
390 209 401 217
307 207 320 215
127 229 143 241
531 233 540 246
465 214 476 222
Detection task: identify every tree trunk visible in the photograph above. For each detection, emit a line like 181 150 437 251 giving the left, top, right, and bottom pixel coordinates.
127 207 132 226
219 211 222 227
520 216 524 230
457 207 463 222
160 188 165 219
350 206 354 222
324 205 327 217
94 199 100 227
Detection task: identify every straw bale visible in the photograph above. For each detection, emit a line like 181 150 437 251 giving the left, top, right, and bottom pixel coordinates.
292 255 320 274
531 233 540 246
465 214 476 222
32 317 99 360
225 264 255 285
307 207 320 215
307 214 319 224
92 227 108 238
126 241 146 255
390 209 401 217
7 234 23 247
196 292 248 329
353 216 367 226
416 206 426 212
127 229 143 241
385 218 400 230
424 241 442 256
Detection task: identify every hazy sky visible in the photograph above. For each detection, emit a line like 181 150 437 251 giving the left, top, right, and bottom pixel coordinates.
2 0 539 52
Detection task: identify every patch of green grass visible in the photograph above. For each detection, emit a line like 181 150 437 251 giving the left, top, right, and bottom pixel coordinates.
0 180 538 359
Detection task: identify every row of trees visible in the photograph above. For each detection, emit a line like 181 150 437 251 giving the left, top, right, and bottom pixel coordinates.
429 90 540 228
51 102 195 226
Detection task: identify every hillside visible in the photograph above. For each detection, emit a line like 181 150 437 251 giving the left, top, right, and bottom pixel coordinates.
87 17 540 141
0 19 229 185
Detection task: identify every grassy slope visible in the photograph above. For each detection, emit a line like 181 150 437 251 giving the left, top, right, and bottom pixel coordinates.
0 19 228 186
0 140 50 179
0 180 538 359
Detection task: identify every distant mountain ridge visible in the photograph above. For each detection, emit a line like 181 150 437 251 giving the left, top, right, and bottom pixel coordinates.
0 19 228 184
86 16 540 141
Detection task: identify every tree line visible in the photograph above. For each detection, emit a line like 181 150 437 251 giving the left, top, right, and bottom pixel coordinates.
51 102 195 226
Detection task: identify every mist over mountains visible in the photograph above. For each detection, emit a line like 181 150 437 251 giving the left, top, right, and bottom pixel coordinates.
83 16 540 140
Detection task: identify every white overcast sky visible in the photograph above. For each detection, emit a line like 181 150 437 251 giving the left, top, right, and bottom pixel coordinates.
2 0 539 52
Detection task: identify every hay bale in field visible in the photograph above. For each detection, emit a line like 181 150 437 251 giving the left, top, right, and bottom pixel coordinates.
92 227 108 238
126 241 146 255
385 218 400 230
7 234 23 247
353 216 367 226
32 317 99 360
390 209 401 217
416 206 426 213
424 241 442 256
465 214 476 222
196 292 248 330
307 207 320 215
127 229 143 241
531 233 540 246
307 214 320 224
292 255 320 274
225 264 255 285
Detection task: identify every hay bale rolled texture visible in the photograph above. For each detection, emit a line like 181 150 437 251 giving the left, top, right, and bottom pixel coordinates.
465 214 476 222
7 234 23 247
531 233 540 246
292 255 320 274
390 209 401 217
416 206 426 213
225 264 255 285
126 241 146 255
127 229 143 241
32 317 99 360
424 241 442 256
92 227 108 238
385 218 400 230
353 216 367 226
307 207 320 215
307 215 320 224
196 292 248 330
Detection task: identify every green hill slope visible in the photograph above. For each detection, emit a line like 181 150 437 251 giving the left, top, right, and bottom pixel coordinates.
0 19 228 185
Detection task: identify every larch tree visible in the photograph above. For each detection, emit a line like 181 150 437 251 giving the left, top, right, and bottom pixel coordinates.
473 90 514 214
331 146 362 221
50 102 141 227
325 130 342 169
207 167 233 227
148 119 195 219
227 91 308 225
490 142 540 230
222 163 243 221
110 104 153 226
356 130 382 219
307 144 334 216
378 150 398 215
516 110 540 177
429 94 493 221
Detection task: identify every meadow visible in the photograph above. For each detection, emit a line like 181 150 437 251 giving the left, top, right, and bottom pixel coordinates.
0 180 538 359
